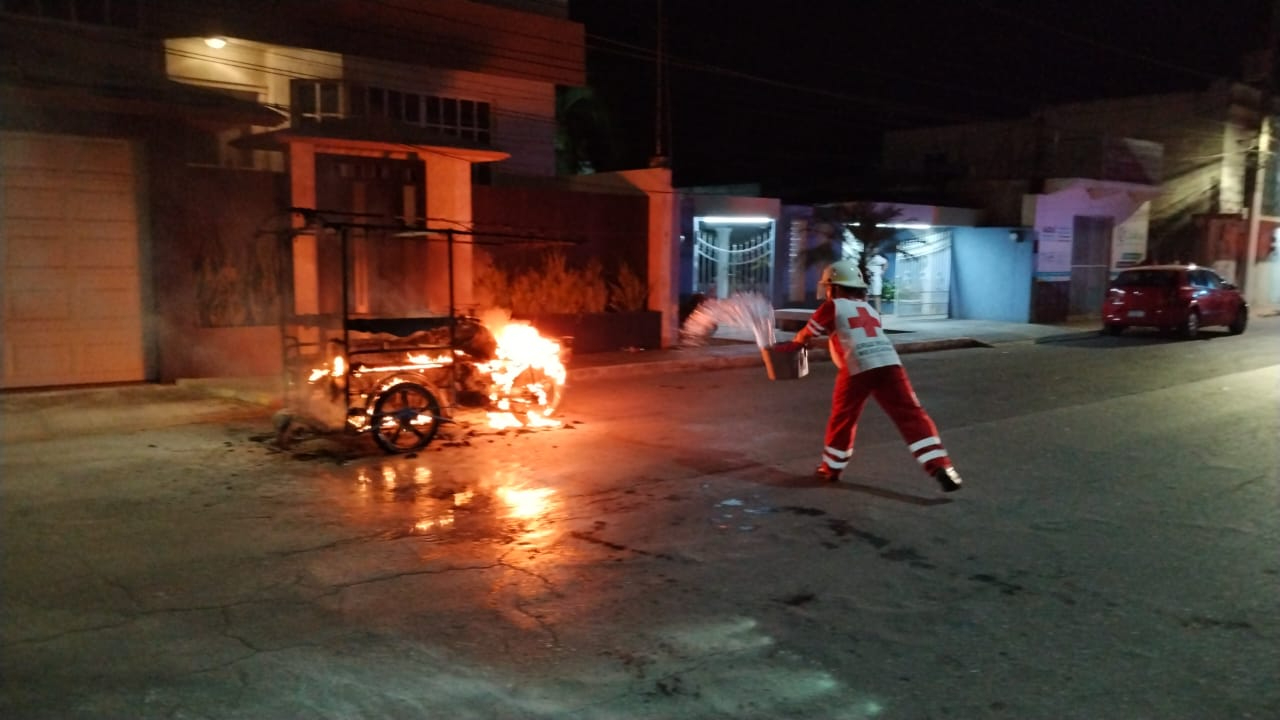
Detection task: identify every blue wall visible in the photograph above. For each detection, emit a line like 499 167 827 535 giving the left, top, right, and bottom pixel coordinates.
949 227 1034 322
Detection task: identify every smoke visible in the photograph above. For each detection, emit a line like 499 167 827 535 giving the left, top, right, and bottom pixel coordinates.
679 292 777 349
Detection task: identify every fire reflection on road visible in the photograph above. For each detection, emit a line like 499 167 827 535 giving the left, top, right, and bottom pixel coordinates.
353 464 562 549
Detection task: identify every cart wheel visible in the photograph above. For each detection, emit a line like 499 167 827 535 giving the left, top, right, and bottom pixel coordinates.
505 366 564 417
370 382 442 453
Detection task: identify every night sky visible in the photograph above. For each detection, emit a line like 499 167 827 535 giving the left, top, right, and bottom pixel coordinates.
569 0 1272 190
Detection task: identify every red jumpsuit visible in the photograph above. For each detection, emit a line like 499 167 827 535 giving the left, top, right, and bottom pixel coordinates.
804 298 954 477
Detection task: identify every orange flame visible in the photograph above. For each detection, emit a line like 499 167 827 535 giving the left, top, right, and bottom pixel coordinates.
479 322 566 430
307 320 566 433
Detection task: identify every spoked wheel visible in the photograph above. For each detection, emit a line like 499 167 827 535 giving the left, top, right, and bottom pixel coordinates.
370 382 442 453
502 366 564 419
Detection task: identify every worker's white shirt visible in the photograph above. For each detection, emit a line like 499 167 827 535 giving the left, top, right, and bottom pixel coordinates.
804 298 901 375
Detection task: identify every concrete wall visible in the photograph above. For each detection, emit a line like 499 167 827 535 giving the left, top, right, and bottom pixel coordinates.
1044 84 1255 219
148 162 290 380
1027 179 1154 279
149 0 584 87
949 227 1034 323
165 40 558 178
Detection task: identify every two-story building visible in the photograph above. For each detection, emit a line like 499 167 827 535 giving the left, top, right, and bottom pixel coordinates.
0 0 588 388
882 80 1277 321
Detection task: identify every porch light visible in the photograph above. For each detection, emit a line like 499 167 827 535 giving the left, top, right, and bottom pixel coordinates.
204 37 227 49
698 216 774 224
848 222 933 230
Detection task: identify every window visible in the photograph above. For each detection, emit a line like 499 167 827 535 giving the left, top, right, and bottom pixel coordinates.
291 80 344 123
355 84 492 145
286 80 494 145
0 0 139 27
1190 270 1220 290
1114 270 1178 288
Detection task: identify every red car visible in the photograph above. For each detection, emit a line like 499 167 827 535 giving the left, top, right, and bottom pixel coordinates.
1102 264 1248 338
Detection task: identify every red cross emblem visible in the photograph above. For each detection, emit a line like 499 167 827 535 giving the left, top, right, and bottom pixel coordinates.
845 305 880 335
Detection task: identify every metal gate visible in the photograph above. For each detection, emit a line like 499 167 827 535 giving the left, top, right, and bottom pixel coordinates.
1070 216 1114 317
692 221 775 298
892 229 952 317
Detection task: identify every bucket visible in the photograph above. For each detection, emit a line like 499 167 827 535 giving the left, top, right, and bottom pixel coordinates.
761 344 809 381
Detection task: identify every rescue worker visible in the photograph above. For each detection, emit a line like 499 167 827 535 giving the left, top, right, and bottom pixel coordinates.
790 259 963 492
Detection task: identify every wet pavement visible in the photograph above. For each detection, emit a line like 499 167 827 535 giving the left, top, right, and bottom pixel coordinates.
3 315 1277 719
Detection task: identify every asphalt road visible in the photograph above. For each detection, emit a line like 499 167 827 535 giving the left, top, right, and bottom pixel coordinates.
2 319 1278 719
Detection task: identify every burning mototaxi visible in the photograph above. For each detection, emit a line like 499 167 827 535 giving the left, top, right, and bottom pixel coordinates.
298 315 569 454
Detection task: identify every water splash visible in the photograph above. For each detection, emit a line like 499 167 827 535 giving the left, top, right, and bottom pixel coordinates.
680 292 777 349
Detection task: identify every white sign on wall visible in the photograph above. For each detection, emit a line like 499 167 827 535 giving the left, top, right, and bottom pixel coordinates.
1112 202 1150 271
1036 226 1072 279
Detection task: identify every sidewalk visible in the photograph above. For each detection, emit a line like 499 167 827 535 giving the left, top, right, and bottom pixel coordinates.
0 317 1100 445
568 314 1101 380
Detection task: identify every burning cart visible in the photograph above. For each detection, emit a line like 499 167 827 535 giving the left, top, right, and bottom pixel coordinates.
280 211 568 453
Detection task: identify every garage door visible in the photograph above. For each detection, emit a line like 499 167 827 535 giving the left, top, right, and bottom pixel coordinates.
1 132 145 388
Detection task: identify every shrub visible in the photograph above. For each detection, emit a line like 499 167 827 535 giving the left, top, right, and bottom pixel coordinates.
477 249 608 315
608 261 649 312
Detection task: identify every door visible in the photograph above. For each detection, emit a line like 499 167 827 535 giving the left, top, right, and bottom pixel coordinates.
1190 268 1225 324
1069 216 1113 317
1 132 145 388
893 229 952 317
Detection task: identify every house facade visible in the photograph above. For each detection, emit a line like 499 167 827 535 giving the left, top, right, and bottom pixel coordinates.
882 80 1278 321
0 0 587 388
883 118 1161 322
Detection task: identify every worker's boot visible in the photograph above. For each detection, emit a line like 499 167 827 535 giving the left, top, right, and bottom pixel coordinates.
814 464 841 482
932 466 963 492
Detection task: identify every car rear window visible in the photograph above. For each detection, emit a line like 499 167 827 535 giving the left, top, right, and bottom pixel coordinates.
1113 270 1179 288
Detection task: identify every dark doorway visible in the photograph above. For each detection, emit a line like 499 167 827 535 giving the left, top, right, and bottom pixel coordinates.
1070 215 1114 317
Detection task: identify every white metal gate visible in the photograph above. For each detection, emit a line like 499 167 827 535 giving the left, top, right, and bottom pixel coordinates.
692 221 775 298
894 229 952 317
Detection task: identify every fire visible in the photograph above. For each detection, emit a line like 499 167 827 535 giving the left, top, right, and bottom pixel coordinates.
305 318 567 439
479 322 566 430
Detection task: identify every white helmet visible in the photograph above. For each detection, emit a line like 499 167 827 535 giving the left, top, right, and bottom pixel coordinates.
819 260 867 297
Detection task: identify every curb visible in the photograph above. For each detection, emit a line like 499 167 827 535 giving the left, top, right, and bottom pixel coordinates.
176 377 285 408
569 352 763 381
1033 330 1103 344
568 337 990 381
897 338 990 353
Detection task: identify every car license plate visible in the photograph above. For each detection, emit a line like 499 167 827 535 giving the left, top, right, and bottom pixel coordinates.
1127 310 1146 318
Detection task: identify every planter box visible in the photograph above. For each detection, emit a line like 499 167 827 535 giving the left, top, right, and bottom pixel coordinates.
519 311 662 354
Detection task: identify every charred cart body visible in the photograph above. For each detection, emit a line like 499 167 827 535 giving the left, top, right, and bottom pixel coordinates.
281 211 568 453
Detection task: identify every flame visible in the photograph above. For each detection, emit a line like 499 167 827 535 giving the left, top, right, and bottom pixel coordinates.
405 351 454 366
308 353 348 382
306 319 566 435
479 322 566 430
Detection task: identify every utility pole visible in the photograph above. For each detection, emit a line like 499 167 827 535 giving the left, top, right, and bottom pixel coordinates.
649 0 669 168
1244 116 1269 302
1243 0 1280 308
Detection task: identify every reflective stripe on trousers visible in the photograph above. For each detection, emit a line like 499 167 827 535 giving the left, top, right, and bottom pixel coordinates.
821 364 952 474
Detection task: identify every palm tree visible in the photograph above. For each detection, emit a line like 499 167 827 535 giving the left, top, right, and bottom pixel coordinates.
804 201 911 281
